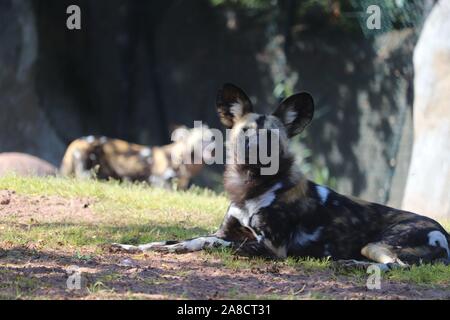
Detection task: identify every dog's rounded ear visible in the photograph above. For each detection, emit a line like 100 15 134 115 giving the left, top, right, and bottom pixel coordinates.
216 83 253 128
273 92 314 137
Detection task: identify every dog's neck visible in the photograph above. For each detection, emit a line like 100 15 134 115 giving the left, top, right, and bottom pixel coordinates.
224 154 298 206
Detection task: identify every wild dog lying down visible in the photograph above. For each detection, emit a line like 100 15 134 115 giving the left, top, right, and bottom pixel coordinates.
113 84 450 269
60 126 214 189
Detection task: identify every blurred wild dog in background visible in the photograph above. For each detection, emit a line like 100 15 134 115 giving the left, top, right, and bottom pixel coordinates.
60 125 214 189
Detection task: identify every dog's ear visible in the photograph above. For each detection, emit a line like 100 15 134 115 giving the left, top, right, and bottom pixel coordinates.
216 83 253 128
273 92 314 137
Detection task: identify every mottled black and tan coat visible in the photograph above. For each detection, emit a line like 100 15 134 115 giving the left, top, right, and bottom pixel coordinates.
114 84 450 269
60 126 212 190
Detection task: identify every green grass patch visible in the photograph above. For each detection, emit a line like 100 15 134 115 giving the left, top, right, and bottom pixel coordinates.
0 174 226 217
387 263 450 286
0 174 228 249
205 247 270 270
285 256 331 272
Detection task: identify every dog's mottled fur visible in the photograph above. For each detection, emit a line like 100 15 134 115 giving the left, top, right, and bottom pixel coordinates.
61 126 212 189
113 84 450 269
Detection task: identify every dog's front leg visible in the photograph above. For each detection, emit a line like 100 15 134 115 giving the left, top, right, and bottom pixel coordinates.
111 236 232 254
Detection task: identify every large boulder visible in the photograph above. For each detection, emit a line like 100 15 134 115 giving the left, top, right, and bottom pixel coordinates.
402 1 450 219
0 152 57 177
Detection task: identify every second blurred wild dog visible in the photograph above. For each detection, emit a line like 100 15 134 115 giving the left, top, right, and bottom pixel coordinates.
60 126 214 189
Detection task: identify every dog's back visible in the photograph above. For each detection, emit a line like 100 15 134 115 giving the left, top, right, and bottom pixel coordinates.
60 129 213 189
60 136 153 181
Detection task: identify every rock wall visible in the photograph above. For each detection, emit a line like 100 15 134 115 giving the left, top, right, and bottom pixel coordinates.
0 0 423 202
288 28 416 206
0 0 65 164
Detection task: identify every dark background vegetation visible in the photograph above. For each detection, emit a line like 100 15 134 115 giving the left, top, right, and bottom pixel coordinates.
0 0 434 205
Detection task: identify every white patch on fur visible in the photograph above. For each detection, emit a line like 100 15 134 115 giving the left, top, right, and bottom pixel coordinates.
227 204 250 227
113 243 139 251
428 231 450 257
125 237 231 252
285 110 297 125
254 233 263 242
226 183 283 246
85 135 95 143
99 136 107 144
183 237 231 251
73 149 81 160
230 102 243 118
375 253 398 265
139 147 152 158
226 205 261 243
295 227 323 246
245 183 283 214
138 241 166 250
162 168 176 180
316 185 330 204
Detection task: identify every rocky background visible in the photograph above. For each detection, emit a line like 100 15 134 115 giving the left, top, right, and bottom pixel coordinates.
0 0 437 208
402 1 450 219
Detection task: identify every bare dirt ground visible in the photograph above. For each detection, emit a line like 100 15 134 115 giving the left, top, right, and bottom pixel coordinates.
1 191 450 300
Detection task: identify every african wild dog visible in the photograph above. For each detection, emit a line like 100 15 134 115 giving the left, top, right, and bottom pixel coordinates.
60 126 214 190
113 83 450 269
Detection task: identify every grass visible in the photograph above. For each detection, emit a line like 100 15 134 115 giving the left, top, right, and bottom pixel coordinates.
0 174 228 251
206 247 332 272
0 269 44 299
0 174 450 299
387 263 450 286
285 256 331 272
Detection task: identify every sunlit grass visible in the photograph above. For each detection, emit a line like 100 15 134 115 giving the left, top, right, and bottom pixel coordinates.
0 174 227 250
0 174 449 291
387 263 450 286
